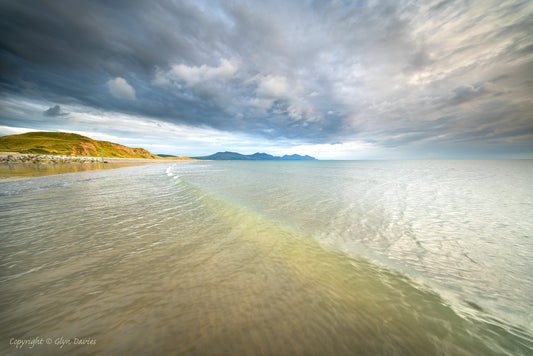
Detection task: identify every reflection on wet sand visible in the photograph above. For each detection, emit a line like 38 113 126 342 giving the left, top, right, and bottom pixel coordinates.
0 163 136 180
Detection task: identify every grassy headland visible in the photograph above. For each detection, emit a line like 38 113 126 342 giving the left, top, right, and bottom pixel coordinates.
0 132 161 159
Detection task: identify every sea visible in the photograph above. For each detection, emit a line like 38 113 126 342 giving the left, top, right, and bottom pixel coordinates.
1 160 532 355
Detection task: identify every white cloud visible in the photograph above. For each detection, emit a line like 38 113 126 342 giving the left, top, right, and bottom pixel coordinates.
250 75 318 121
154 58 238 86
281 141 384 160
255 75 289 98
107 77 136 100
0 125 42 136
245 97 275 112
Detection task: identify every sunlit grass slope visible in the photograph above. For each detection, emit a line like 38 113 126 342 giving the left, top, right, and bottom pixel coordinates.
0 132 160 158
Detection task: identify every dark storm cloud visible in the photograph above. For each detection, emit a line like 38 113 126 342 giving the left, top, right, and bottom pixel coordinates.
0 0 532 157
43 104 67 117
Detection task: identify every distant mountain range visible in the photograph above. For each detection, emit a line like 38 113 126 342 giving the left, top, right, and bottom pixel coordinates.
192 151 317 161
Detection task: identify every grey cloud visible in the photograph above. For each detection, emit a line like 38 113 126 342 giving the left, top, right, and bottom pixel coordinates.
43 104 67 117
429 0 454 13
1 0 532 157
449 85 489 106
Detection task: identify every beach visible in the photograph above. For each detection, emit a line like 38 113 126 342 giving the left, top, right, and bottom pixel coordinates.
1 160 532 355
2 0 531 353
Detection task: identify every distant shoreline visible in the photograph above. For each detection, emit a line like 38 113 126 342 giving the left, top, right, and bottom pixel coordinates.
0 153 195 165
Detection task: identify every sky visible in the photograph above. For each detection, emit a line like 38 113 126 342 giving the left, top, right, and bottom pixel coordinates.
1 0 532 159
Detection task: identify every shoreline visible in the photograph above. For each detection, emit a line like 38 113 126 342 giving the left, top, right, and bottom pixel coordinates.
0 153 195 181
0 152 194 165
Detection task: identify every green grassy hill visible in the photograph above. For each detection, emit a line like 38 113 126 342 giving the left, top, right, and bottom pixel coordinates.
0 132 160 159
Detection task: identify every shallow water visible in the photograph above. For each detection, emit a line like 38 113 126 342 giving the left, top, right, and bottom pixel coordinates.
1 160 532 355
0 163 134 181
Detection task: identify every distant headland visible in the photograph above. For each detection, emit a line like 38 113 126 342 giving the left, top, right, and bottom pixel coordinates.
192 151 317 161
